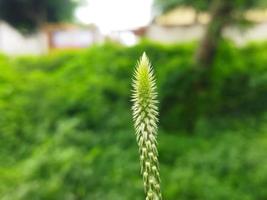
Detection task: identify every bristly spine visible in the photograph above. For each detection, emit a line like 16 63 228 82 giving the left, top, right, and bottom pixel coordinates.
131 52 162 200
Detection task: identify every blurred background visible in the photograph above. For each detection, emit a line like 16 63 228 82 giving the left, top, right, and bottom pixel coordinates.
1 0 267 199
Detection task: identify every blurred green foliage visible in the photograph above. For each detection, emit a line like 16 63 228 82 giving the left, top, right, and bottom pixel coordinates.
0 41 267 199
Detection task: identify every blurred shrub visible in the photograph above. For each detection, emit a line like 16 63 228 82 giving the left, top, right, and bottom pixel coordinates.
1 41 267 199
1 122 267 200
1 41 267 152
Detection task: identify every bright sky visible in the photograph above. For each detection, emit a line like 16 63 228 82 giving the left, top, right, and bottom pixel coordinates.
75 0 154 34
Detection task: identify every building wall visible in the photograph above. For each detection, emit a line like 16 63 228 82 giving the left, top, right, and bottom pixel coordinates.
224 22 267 45
146 22 267 46
146 24 204 43
0 21 105 55
0 21 49 56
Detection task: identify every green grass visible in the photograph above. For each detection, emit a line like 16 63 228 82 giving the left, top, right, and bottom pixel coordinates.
1 117 267 200
1 41 267 199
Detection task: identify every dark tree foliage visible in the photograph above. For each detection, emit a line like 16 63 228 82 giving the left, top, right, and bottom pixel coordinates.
155 0 209 13
155 0 266 16
0 0 80 32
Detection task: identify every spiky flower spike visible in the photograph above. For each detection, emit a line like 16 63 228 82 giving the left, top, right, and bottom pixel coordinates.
132 53 162 200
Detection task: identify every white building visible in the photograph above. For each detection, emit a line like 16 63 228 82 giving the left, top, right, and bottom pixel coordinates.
140 8 267 45
145 22 267 46
0 21 103 56
0 21 48 55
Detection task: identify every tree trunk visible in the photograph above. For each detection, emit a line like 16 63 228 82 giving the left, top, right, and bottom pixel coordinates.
185 1 233 133
195 0 233 68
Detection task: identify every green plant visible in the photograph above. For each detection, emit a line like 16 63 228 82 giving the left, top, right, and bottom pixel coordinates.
132 53 162 200
1 42 267 200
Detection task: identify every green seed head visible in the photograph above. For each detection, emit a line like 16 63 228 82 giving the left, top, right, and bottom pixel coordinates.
132 53 162 200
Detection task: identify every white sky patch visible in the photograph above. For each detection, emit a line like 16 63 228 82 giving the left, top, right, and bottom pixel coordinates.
75 0 153 34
